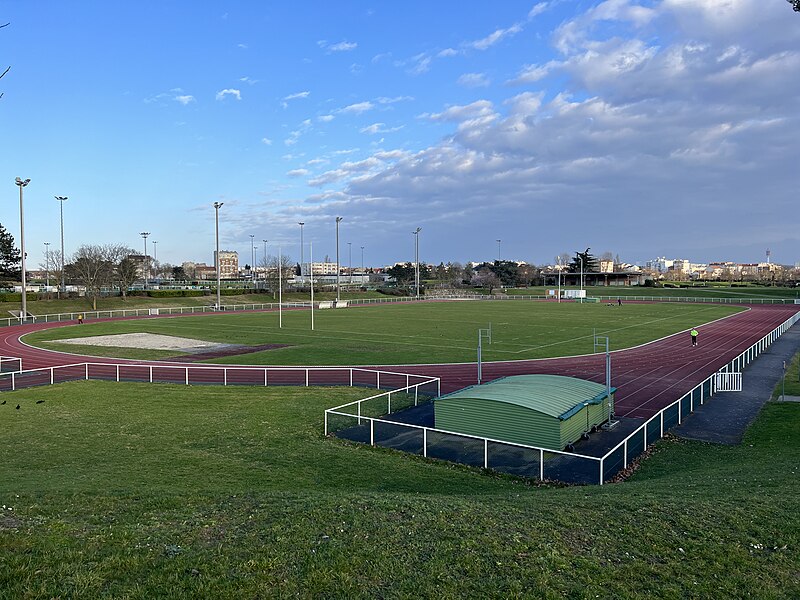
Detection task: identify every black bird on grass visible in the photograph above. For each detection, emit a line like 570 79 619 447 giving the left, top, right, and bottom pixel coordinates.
15 404 20 410
36 400 44 404
1 400 5 405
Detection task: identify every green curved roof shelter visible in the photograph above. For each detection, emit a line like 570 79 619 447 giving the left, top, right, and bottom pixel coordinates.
434 374 615 451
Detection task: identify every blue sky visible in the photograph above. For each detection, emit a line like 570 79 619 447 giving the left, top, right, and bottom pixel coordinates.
1 1 799 269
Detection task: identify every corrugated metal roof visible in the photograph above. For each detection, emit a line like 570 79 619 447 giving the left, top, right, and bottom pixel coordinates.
437 374 614 420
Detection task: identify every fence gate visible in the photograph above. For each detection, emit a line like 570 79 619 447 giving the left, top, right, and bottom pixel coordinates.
715 372 742 392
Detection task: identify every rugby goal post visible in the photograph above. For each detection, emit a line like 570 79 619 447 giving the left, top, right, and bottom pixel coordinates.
715 372 742 392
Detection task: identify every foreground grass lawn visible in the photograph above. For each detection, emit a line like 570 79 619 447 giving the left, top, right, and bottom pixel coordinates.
1 381 798 599
25 300 743 365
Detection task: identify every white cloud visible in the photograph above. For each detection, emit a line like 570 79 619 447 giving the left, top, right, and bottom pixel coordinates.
457 73 491 88
376 96 414 104
261 137 273 145
340 101 375 114
287 169 310 178
175 95 195 105
216 89 241 101
239 76 258 85
318 40 358 52
438 48 458 58
528 2 550 18
470 23 522 51
424 100 497 123
318 114 335 123
284 91 310 101
360 123 405 135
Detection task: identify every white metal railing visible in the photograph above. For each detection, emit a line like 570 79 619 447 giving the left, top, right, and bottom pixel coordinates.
0 361 440 397
0 355 22 374
597 309 800 483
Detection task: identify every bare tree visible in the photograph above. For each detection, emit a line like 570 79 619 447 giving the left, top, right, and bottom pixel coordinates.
266 254 294 298
471 268 501 294
66 245 117 309
106 245 140 299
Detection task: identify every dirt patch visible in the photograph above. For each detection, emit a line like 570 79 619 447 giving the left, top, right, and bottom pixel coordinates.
58 333 236 353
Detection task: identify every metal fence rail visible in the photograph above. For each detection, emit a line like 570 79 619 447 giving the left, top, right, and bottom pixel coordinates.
0 361 440 396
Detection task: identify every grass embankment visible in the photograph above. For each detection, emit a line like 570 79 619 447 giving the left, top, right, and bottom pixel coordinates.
0 381 798 598
24 301 743 365
3 290 389 317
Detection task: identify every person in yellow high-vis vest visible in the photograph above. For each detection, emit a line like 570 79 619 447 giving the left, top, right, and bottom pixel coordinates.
690 327 698 347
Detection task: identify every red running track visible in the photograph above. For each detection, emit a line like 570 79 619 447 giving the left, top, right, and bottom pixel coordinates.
1 304 798 420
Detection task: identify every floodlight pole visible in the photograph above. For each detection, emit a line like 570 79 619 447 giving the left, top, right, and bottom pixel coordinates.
298 222 304 280
55 195 68 297
310 242 315 331
15 177 30 319
361 245 365 275
335 217 343 302
249 234 255 279
413 227 421 299
140 232 150 290
213 202 223 309
278 245 283 328
497 239 501 262
262 239 268 286
348 242 352 285
556 256 562 303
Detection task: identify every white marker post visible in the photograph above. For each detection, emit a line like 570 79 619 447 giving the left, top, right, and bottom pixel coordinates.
310 242 315 331
278 245 283 328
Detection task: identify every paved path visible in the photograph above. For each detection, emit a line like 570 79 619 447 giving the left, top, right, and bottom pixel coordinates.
1 303 798 421
675 326 800 444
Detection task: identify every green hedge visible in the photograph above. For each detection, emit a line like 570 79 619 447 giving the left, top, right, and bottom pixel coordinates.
0 293 39 303
146 290 206 298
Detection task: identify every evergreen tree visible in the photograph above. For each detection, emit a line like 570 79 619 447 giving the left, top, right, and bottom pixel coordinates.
568 248 600 273
0 222 21 283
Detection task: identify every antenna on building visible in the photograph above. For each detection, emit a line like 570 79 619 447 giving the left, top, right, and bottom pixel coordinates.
766 248 771 264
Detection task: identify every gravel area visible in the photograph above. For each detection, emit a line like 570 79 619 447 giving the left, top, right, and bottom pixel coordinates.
58 333 235 353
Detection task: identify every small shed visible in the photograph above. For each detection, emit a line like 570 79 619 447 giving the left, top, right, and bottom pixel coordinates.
434 374 615 451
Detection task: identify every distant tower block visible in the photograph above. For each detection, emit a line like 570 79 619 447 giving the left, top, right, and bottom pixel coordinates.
766 248 771 264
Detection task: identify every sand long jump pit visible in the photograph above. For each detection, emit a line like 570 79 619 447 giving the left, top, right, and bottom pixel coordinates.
56 333 289 361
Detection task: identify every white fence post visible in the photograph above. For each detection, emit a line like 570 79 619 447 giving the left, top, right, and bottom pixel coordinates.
11 372 14 391
539 449 544 480
116 365 120 382
224 368 228 386
85 364 89 380
423 428 427 457
149 366 153 383
306 369 309 387
349 369 353 387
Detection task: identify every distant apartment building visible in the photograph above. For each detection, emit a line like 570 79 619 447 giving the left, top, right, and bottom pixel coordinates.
213 251 239 278
302 261 339 276
599 260 614 273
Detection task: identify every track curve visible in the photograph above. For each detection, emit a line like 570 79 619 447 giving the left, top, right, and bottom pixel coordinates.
2 303 798 419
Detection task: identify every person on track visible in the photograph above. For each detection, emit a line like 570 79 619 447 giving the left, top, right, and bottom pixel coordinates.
691 327 698 347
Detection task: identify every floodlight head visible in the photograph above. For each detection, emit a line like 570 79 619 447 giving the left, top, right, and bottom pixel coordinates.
336 216 343 223
140 231 150 238
213 201 224 209
55 195 68 201
15 177 30 187
413 227 421 234
298 221 305 226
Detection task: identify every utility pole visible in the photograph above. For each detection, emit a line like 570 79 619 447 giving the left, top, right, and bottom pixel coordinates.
335 217 343 302
55 196 68 297
213 202 223 309
15 177 31 319
140 232 150 290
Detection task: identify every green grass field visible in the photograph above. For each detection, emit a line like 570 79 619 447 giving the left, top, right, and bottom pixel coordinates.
25 300 744 365
1 381 798 598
